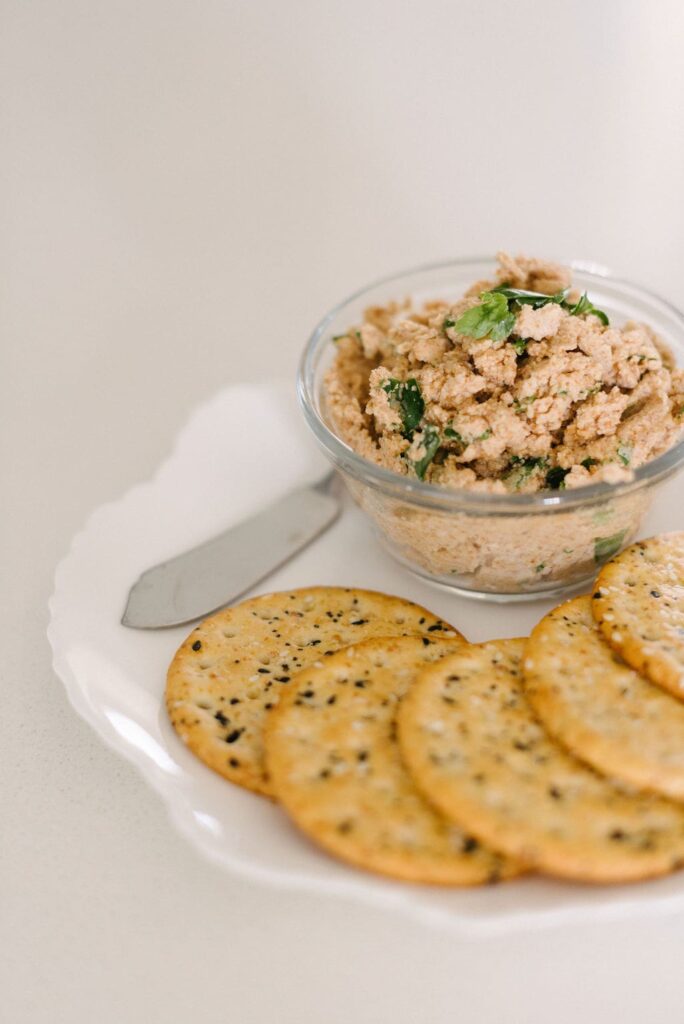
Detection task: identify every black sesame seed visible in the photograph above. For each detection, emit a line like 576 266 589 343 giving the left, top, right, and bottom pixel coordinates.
354 680 366 688
192 640 202 651
225 729 242 744
229 757 240 768
609 829 625 841
327 695 337 705
651 590 662 599
421 638 431 647
350 619 369 626
357 751 368 761
275 676 291 683
230 698 240 705
214 711 229 727
427 623 443 632
299 690 315 698
463 836 479 853
548 786 562 800
257 667 270 674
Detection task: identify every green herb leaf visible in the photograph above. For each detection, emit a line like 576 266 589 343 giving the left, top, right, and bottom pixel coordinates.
412 426 442 480
510 336 528 356
617 443 632 466
491 285 569 309
453 292 516 342
594 529 627 564
581 457 600 470
513 394 538 414
535 563 546 573
545 466 570 489
443 426 491 451
505 456 547 490
566 292 610 326
382 378 425 438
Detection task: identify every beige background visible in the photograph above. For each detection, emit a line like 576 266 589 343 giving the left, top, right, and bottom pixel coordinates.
4 1 684 1021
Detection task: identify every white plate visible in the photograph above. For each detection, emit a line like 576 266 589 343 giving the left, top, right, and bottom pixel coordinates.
48 380 684 935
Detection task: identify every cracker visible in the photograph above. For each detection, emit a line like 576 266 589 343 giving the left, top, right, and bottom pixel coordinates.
166 587 461 797
264 636 518 884
525 596 684 802
592 533 684 701
399 638 684 882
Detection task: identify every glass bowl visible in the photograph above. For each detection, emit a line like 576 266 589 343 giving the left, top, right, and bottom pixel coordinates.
297 258 684 601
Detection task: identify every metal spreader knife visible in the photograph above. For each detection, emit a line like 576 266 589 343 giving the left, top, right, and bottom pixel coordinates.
121 473 340 629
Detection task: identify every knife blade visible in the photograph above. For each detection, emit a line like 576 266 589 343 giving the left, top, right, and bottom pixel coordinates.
121 473 340 628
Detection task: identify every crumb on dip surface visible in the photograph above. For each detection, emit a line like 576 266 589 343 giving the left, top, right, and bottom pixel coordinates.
325 253 684 494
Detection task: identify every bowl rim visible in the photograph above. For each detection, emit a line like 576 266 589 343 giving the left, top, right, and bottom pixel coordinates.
297 256 684 512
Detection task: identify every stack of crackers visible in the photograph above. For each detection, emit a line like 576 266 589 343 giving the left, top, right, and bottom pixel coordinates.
166 533 684 886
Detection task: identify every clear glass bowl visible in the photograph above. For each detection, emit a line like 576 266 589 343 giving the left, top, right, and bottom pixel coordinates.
297 258 684 601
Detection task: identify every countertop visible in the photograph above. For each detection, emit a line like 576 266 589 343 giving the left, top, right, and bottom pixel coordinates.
4 1 684 1020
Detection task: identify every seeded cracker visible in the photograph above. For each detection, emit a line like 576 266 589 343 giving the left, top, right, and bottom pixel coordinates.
264 636 519 884
592 533 684 701
525 596 684 802
399 638 684 882
166 587 461 797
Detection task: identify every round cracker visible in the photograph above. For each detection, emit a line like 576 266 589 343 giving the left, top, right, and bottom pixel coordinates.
525 595 684 802
166 587 461 796
264 635 518 884
399 638 684 883
592 533 684 701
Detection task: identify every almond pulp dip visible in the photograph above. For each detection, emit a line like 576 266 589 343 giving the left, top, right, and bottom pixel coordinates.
322 254 684 592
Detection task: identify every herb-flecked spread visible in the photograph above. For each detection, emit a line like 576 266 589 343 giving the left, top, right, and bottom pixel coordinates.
325 253 684 493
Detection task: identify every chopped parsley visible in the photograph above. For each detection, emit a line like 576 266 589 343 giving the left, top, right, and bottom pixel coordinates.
513 394 537 414
444 426 491 450
510 336 528 356
566 291 610 326
545 465 570 489
594 530 627 564
581 457 600 470
616 443 632 466
506 455 547 490
412 425 441 480
382 378 424 438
